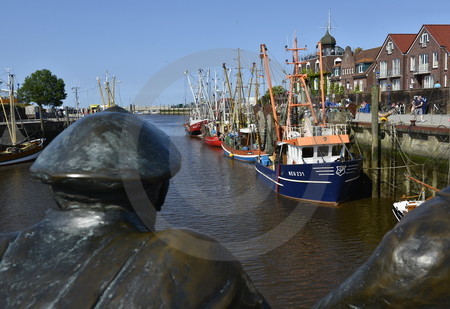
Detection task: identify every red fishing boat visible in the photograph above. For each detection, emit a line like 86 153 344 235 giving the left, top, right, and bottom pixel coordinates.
184 118 208 136
200 122 222 147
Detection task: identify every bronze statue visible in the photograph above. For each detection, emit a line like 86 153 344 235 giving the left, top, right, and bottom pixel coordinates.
0 107 269 308
314 187 450 308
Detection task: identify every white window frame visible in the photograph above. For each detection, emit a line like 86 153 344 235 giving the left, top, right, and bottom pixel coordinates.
357 64 364 73
424 75 434 88
433 52 439 68
379 61 388 78
419 54 429 73
445 53 448 71
379 80 388 92
386 41 394 54
333 67 340 76
410 56 416 72
392 78 401 91
392 58 400 76
420 33 429 47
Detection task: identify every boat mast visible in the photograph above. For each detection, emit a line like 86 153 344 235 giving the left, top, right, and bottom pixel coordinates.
317 41 326 124
260 44 281 141
222 63 234 126
8 73 17 145
285 38 319 125
246 62 257 127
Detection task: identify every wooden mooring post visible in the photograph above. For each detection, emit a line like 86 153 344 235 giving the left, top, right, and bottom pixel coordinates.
371 85 380 198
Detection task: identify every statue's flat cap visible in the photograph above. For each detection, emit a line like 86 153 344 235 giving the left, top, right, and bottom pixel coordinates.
30 106 180 191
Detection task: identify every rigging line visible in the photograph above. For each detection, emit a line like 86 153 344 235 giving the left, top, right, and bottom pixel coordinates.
364 163 424 171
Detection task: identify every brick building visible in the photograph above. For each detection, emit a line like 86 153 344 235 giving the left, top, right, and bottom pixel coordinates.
305 24 450 98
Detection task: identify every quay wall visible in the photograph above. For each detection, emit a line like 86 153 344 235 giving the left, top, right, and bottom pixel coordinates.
350 120 449 199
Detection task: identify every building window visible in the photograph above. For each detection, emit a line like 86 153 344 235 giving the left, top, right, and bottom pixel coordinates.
380 61 388 78
392 59 400 76
419 54 429 73
315 60 320 73
333 67 340 76
357 64 364 73
410 56 416 71
392 78 400 91
420 32 429 47
424 75 434 88
386 41 394 54
445 53 448 71
433 52 439 68
379 80 388 92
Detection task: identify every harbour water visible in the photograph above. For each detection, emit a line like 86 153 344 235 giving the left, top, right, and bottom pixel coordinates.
0 114 398 308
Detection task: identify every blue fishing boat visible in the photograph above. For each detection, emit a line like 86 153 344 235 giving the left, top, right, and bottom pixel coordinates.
255 41 363 205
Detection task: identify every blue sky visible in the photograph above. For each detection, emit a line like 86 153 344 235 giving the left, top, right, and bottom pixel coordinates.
2 0 450 108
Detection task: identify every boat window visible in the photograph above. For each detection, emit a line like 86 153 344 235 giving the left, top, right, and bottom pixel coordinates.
331 145 342 156
318 146 329 157
302 147 314 158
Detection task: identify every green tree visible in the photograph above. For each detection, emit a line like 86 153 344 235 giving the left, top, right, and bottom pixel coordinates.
259 85 288 105
18 69 67 107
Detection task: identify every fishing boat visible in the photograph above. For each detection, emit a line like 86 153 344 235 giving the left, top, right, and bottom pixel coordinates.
254 40 363 205
221 125 267 162
0 73 44 166
392 175 439 221
183 70 209 137
392 197 424 221
220 57 267 162
201 122 222 147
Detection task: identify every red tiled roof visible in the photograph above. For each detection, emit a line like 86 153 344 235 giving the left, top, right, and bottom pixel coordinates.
389 34 415 53
424 24 450 49
355 47 380 63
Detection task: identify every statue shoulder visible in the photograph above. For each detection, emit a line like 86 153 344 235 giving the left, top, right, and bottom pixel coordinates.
0 231 20 257
104 228 270 308
153 228 236 261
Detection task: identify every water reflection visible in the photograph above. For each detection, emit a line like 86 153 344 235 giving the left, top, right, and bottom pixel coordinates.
0 115 397 308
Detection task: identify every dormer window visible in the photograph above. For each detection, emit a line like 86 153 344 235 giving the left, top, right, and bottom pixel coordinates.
420 32 429 47
315 60 320 73
333 57 342 66
386 41 394 54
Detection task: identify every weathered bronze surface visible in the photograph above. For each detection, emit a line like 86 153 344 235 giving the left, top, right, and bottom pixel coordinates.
0 209 269 308
0 107 269 308
314 187 450 308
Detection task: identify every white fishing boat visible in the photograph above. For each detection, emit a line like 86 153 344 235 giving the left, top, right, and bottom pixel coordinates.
392 175 439 221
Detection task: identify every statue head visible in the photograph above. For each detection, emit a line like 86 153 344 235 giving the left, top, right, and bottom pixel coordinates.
30 106 181 230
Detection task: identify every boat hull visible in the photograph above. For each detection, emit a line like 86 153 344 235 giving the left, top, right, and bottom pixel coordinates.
184 119 208 136
221 142 267 162
0 139 44 166
392 205 404 221
255 157 363 204
203 135 222 147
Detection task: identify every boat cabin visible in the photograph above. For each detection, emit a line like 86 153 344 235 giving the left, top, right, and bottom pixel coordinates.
280 142 349 164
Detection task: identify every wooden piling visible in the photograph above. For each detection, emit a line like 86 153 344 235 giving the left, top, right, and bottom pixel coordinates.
371 85 380 198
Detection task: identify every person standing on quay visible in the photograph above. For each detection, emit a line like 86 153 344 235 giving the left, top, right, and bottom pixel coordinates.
411 95 425 122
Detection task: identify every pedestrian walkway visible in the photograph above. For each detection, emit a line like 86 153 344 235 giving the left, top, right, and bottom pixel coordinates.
353 112 450 128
